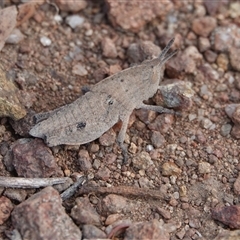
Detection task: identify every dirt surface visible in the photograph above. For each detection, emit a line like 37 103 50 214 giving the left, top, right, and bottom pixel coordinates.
0 0 240 239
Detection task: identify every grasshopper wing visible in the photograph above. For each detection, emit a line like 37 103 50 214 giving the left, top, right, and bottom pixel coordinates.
29 91 120 146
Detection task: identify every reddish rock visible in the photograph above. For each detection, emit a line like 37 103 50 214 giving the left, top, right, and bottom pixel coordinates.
127 41 160 63
212 205 240 229
135 109 157 125
109 64 122 75
124 219 169 240
196 130 206 143
12 138 62 178
231 125 240 139
155 206 171 220
165 54 186 79
199 63 219 81
151 131 166 148
102 194 128 215
148 114 175 134
192 17 217 37
106 1 173 33
99 128 116 147
93 66 109 82
167 46 202 76
184 46 203 63
198 37 210 52
203 0 225 15
0 196 13 224
103 153 117 164
78 149 92 171
154 80 194 111
95 166 111 180
11 187 81 240
211 25 240 52
4 188 27 202
204 50 217 63
54 0 87 12
102 37 118 58
71 197 101 226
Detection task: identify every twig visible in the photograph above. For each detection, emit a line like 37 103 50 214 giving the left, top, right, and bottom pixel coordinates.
61 176 86 201
0 176 70 188
78 184 167 200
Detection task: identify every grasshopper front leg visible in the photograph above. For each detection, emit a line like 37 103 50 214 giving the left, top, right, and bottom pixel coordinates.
117 114 131 164
138 103 176 115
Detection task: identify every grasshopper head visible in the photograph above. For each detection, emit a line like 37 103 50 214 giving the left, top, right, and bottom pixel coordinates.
150 38 178 85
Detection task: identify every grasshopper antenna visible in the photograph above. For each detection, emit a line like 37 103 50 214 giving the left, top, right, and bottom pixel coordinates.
158 38 178 65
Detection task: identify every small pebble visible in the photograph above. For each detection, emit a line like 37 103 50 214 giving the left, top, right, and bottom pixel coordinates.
220 124 232 137
92 159 101 170
54 15 63 23
40 36 52 47
198 37 210 52
151 131 165 148
102 37 118 58
66 15 84 29
201 118 214 129
198 161 211 174
6 28 24 44
72 63 88 76
85 29 93 36
188 113 197 121
162 162 182 176
146 144 154 152
132 151 153 170
0 196 13 224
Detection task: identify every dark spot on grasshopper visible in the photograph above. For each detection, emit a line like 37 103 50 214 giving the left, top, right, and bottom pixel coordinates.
76 122 86 130
107 95 114 105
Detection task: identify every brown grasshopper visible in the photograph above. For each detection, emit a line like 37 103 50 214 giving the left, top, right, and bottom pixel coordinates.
29 38 178 162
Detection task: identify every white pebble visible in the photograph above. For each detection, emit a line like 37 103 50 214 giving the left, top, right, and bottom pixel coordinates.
54 15 63 23
146 144 154 152
40 36 52 46
66 15 84 29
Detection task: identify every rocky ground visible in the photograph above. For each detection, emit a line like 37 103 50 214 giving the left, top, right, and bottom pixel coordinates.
0 0 240 239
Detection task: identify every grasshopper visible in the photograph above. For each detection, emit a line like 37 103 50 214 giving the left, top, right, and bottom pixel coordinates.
29 38 178 162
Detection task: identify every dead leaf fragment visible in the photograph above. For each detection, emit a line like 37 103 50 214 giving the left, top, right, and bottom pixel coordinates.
0 64 26 120
0 6 17 51
17 0 45 26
